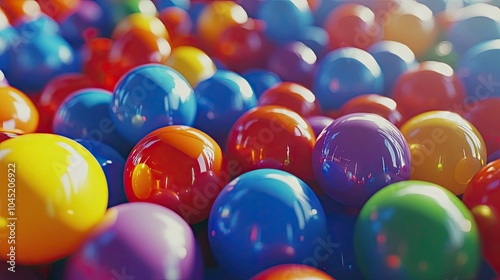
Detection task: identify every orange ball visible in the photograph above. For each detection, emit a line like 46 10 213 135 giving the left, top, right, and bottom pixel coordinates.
258 82 321 117
38 0 80 21
338 94 404 127
251 264 334 280
112 13 169 40
0 86 39 133
158 7 192 40
0 0 41 23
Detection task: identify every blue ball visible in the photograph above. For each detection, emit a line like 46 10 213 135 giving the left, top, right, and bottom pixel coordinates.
76 140 127 208
242 69 282 99
208 169 327 279
188 3 207 33
53 88 133 155
257 0 313 44
153 0 190 11
299 26 330 59
368 40 418 96
0 27 19 73
313 0 352 26
6 34 80 94
313 47 384 112
416 0 448 14
457 39 500 100
110 64 197 144
14 14 59 38
194 70 257 147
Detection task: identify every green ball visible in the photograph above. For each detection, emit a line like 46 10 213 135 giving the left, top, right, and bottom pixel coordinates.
355 180 480 280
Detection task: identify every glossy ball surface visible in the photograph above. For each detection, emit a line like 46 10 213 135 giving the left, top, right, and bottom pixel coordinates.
258 82 321 117
306 116 334 138
400 111 487 195
64 202 203 280
463 97 500 156
251 264 334 280
338 94 404 127
313 113 411 208
355 180 480 280
124 126 224 224
0 134 108 264
0 86 39 132
242 69 282 99
208 169 326 279
110 64 196 144
267 42 316 87
164 46 216 88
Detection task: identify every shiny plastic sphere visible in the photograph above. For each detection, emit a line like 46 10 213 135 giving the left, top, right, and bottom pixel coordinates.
0 86 39 132
251 264 334 280
194 70 257 147
158 7 193 41
0 134 108 264
267 41 316 87
392 61 466 122
463 97 500 156
208 169 327 279
257 0 313 43
457 39 500 100
75 140 127 208
338 94 404 127
124 126 224 224
81 38 113 87
400 111 487 195
367 40 418 96
313 113 411 208
6 34 79 94
64 202 203 280
164 46 216 87
226 105 316 183
463 160 500 273
313 47 384 113
0 26 18 73
258 82 321 117
110 64 196 144
382 1 438 57
196 1 248 49
324 3 382 51
306 116 334 138
242 69 282 99
105 29 172 90
299 26 330 58
355 180 480 280
1 1 40 24
446 3 500 55
112 13 169 40
154 0 190 10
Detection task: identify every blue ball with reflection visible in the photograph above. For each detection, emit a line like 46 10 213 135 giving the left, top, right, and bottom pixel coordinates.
242 69 282 99
208 169 327 280
110 64 197 145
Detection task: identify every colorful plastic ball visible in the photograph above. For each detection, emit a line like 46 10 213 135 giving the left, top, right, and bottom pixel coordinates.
355 180 480 280
267 41 316 87
382 1 438 57
367 40 417 96
299 26 330 58
242 69 282 99
0 86 39 132
64 202 203 280
208 169 327 279
0 0 41 24
124 126 224 224
251 264 334 280
313 113 411 208
226 105 317 183
196 1 248 49
14 13 59 38
392 61 466 122
38 0 80 22
193 70 257 147
75 140 127 208
164 46 216 87
258 82 321 118
463 160 500 273
257 0 313 44
313 47 384 112
337 94 404 127
158 6 193 41
0 133 108 264
306 116 334 138
324 3 382 51
0 25 18 72
112 13 169 40
457 39 500 100
462 97 500 157
110 64 196 144
6 34 79 94
488 149 500 163
81 37 113 87
400 111 487 195
446 3 500 55
153 0 190 11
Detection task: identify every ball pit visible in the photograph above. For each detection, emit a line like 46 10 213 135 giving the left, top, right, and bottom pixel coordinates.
0 0 499 279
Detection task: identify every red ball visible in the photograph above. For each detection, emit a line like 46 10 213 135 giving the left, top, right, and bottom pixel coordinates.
124 126 225 224
337 94 404 127
463 97 500 157
463 159 500 274
225 105 316 183
258 82 321 118
81 38 113 88
158 7 193 41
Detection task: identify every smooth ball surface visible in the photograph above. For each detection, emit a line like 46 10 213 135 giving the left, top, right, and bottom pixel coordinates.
258 82 321 118
0 86 39 132
251 264 334 280
337 94 404 127
164 46 216 87
463 97 500 156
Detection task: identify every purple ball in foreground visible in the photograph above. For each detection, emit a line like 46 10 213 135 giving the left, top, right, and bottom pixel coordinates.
313 113 412 208
64 202 203 280
306 115 335 138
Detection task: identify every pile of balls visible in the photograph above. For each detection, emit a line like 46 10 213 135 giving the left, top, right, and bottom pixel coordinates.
1 0 500 279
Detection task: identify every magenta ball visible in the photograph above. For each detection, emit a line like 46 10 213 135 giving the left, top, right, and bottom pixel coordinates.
64 202 203 280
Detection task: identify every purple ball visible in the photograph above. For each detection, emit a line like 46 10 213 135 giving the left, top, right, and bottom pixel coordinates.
488 149 500 163
267 41 316 87
312 113 412 208
64 202 203 280
306 115 335 138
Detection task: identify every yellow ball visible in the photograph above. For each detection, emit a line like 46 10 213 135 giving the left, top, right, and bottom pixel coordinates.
112 13 169 40
400 111 487 195
164 46 216 87
0 134 108 264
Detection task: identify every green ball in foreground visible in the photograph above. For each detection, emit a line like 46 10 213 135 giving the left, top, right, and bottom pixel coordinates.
354 180 480 280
